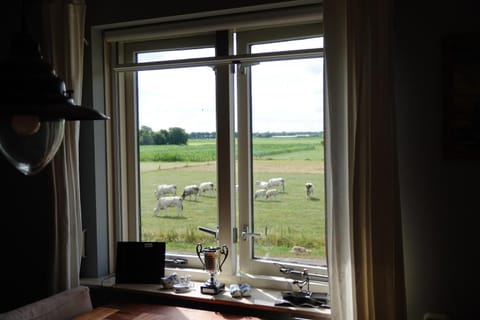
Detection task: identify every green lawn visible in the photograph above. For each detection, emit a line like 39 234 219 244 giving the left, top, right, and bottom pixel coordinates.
139 136 325 261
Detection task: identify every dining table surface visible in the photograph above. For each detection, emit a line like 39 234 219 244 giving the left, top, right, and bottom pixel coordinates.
73 303 265 320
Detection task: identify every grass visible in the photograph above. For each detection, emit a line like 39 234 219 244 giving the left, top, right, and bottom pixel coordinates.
140 137 324 162
139 136 325 262
140 143 216 162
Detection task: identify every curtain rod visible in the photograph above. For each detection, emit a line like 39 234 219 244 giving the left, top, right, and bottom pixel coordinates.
114 48 323 72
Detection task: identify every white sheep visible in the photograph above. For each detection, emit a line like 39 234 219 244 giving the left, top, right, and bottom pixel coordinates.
267 177 285 192
255 180 269 189
154 184 177 199
199 182 215 195
265 188 279 200
182 185 200 201
254 188 267 200
153 196 183 216
305 182 315 200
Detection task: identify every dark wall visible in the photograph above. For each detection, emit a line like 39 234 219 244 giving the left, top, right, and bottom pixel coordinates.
394 1 479 319
0 2 56 312
0 156 54 312
86 0 298 26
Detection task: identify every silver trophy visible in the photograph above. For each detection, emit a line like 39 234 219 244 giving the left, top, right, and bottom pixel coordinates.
196 243 228 295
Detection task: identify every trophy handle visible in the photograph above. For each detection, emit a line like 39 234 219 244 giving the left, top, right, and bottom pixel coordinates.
196 243 205 268
218 244 229 272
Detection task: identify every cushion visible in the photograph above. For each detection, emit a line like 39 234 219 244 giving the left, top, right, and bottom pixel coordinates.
0 286 92 320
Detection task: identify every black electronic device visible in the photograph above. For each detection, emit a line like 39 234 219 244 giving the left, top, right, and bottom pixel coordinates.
115 241 166 284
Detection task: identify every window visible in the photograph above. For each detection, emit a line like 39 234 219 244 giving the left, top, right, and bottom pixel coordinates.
103 4 326 292
136 47 218 252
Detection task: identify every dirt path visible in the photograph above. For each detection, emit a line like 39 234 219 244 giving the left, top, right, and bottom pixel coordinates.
141 160 324 174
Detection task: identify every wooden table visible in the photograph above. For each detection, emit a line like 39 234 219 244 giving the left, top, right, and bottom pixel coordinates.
74 303 265 320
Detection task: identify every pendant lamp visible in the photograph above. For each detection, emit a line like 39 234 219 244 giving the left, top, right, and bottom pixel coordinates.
0 31 109 176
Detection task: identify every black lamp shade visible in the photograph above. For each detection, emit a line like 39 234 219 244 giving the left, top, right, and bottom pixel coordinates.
0 32 108 121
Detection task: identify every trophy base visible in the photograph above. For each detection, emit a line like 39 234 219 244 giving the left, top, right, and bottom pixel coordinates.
200 281 225 295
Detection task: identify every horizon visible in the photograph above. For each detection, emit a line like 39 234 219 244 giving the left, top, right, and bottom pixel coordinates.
139 125 324 136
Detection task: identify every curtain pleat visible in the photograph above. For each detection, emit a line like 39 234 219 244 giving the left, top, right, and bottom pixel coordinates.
325 0 407 319
324 0 356 318
41 0 86 293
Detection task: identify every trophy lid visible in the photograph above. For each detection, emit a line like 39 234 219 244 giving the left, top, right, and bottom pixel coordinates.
203 246 221 252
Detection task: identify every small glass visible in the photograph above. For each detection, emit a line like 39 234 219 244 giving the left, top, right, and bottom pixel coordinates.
173 274 194 293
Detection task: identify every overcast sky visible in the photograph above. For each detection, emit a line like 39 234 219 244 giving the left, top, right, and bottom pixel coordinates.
137 38 323 133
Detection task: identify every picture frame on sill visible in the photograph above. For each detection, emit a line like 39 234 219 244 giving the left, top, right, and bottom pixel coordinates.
443 33 480 159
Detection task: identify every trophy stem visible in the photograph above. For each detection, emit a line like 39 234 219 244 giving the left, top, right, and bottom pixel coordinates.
201 271 225 295
206 273 216 286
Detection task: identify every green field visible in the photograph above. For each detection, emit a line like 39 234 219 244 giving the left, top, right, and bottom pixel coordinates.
139 137 325 262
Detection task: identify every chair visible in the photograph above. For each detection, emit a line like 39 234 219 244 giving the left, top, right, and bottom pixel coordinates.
0 286 92 320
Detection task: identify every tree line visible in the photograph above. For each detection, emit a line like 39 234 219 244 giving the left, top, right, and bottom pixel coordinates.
139 126 323 145
139 126 188 145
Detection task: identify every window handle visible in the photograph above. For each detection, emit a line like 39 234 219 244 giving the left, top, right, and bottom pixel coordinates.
198 226 218 239
241 225 261 241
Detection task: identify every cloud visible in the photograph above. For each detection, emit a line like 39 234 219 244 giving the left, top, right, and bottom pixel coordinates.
137 39 323 133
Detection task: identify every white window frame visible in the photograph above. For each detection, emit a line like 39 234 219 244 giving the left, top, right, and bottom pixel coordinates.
236 24 326 280
102 2 327 292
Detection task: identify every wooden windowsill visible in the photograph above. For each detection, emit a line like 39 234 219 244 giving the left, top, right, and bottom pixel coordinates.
81 277 331 320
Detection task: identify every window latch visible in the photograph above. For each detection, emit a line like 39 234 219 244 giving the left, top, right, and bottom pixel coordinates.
165 258 188 265
238 62 259 75
241 224 261 241
233 227 238 243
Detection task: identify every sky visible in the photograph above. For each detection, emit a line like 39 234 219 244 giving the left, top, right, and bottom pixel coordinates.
137 38 323 133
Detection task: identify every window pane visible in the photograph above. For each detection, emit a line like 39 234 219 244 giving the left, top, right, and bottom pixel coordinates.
137 50 219 254
251 37 323 54
138 48 215 62
250 53 325 265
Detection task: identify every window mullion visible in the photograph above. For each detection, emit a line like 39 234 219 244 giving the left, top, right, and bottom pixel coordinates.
215 31 236 277
237 63 254 273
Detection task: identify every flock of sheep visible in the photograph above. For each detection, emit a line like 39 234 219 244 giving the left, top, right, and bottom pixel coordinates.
152 178 315 217
253 178 315 201
253 177 284 200
152 182 215 217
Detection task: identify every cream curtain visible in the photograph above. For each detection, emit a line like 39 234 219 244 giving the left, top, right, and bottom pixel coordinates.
324 0 407 319
41 0 86 292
